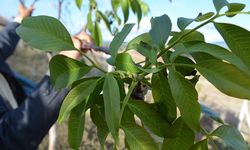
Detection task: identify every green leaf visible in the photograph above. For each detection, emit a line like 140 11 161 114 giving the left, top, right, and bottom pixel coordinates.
177 17 194 30
90 106 109 149
140 1 150 16
211 125 247 150
115 53 140 73
212 0 228 12
109 24 135 59
169 69 201 132
75 0 83 9
16 16 75 52
94 21 102 46
162 118 195 150
103 73 120 145
121 107 135 125
189 139 208 150
58 79 97 123
96 11 112 33
170 42 249 74
195 12 214 22
133 43 157 64
49 55 91 89
168 30 205 45
86 79 104 109
127 100 170 137
226 3 246 17
126 33 151 51
152 71 176 123
196 60 250 100
122 123 158 150
174 56 195 76
121 0 129 23
130 0 142 26
150 14 172 49
112 0 120 12
87 11 94 34
68 101 85 149
214 22 250 70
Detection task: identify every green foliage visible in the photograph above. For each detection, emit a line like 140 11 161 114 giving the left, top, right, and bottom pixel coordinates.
162 118 195 150
169 69 201 132
68 101 85 149
127 100 170 137
17 0 250 149
49 55 91 89
109 24 134 59
122 123 158 150
149 14 172 49
211 125 248 150
103 73 120 145
75 0 83 9
16 16 76 51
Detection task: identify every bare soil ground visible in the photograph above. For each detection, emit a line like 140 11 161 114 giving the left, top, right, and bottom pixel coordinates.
7 42 250 149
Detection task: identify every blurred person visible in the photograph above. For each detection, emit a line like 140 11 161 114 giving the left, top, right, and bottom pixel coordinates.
0 3 83 150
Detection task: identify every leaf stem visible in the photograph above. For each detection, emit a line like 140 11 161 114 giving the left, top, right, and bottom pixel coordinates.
157 15 218 58
218 11 250 17
201 127 219 150
119 80 138 125
77 49 107 73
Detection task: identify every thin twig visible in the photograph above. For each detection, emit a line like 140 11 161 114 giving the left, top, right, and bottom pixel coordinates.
31 0 40 7
57 0 64 20
19 0 25 5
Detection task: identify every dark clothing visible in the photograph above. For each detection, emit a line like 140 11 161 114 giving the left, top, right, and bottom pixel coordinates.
0 22 68 150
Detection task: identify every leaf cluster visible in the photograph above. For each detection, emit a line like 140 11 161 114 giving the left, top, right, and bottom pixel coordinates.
16 0 250 149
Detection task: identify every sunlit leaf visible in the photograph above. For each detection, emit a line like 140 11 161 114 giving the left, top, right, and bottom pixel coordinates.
75 0 83 9
195 12 214 22
16 16 75 51
196 60 250 100
121 0 129 23
94 21 102 46
214 23 250 70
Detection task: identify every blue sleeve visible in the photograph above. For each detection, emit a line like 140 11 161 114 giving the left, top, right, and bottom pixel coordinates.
0 22 20 60
0 76 69 150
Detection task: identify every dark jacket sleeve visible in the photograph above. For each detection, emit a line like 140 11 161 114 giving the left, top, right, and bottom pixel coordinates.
0 22 20 60
0 76 69 150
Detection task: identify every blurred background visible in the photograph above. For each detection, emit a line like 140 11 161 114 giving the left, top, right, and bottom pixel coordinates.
1 0 250 149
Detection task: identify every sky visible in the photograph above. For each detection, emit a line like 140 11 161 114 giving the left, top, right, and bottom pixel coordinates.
0 0 250 43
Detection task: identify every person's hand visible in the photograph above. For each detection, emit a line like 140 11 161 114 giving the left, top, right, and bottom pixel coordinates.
59 37 82 60
74 31 94 52
59 32 93 60
17 3 34 21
